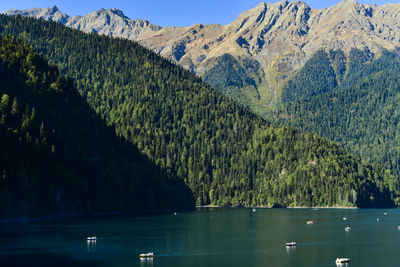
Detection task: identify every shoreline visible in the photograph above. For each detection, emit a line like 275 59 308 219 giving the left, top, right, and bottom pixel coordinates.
3 205 391 223
196 205 359 209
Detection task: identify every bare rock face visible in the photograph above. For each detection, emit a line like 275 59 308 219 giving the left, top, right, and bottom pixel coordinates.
3 6 161 41
5 1 400 107
64 8 161 40
5 6 69 24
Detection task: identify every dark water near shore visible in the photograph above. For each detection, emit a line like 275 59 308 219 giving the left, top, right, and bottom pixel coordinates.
1 208 400 266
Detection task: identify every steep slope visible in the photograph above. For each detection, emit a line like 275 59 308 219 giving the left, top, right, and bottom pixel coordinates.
5 1 400 111
4 6 161 40
277 48 400 184
0 15 397 208
0 36 194 219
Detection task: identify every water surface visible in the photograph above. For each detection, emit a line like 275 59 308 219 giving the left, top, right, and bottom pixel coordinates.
1 208 400 266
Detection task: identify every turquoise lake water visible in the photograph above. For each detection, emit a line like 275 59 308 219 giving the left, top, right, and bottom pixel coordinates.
1 208 400 266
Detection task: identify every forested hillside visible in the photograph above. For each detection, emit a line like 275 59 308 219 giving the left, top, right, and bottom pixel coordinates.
281 50 340 103
202 54 262 107
0 15 398 208
0 36 194 218
278 48 400 183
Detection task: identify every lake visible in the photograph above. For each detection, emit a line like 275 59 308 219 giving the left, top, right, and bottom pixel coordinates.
1 208 400 266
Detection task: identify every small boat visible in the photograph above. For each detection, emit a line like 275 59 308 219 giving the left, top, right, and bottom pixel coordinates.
312 208 318 211
345 226 351 231
397 226 400 230
336 258 350 264
140 252 154 258
342 217 347 221
174 212 177 215
307 220 314 225
384 212 388 215
86 236 97 241
252 208 256 212
285 241 296 247
377 218 380 222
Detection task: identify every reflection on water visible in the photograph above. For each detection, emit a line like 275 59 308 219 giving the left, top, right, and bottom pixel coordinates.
286 245 296 255
336 263 350 267
86 240 96 253
140 257 153 267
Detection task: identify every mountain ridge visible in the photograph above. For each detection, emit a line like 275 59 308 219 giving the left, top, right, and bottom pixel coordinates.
4 6 162 40
4 1 400 109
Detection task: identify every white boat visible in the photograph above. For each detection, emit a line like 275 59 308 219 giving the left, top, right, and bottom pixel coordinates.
285 241 296 247
384 212 388 215
307 220 314 225
345 226 351 231
336 258 350 264
377 218 380 222
252 208 256 212
397 226 400 230
174 212 177 215
342 217 347 221
86 236 97 241
140 252 154 258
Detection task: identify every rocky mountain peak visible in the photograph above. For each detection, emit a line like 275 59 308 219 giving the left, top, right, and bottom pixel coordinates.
3 6 69 23
49 5 60 13
278 0 290 9
334 0 369 11
108 8 127 18
94 7 129 19
3 6 163 41
287 0 310 8
339 0 357 5
236 2 266 20
62 8 162 40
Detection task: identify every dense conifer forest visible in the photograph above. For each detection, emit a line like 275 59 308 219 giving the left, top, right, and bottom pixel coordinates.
0 15 398 208
278 48 400 187
0 36 194 218
202 54 261 107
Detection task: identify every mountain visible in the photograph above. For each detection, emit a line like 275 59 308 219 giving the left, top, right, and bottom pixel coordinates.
4 6 69 23
276 47 400 187
4 6 161 40
4 1 400 111
0 36 194 219
0 14 398 208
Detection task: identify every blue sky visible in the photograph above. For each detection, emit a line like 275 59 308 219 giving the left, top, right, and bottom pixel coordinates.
0 0 397 27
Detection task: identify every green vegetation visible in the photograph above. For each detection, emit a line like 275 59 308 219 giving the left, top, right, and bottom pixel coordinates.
281 50 338 103
0 36 194 218
278 48 400 194
203 54 261 107
0 15 398 208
